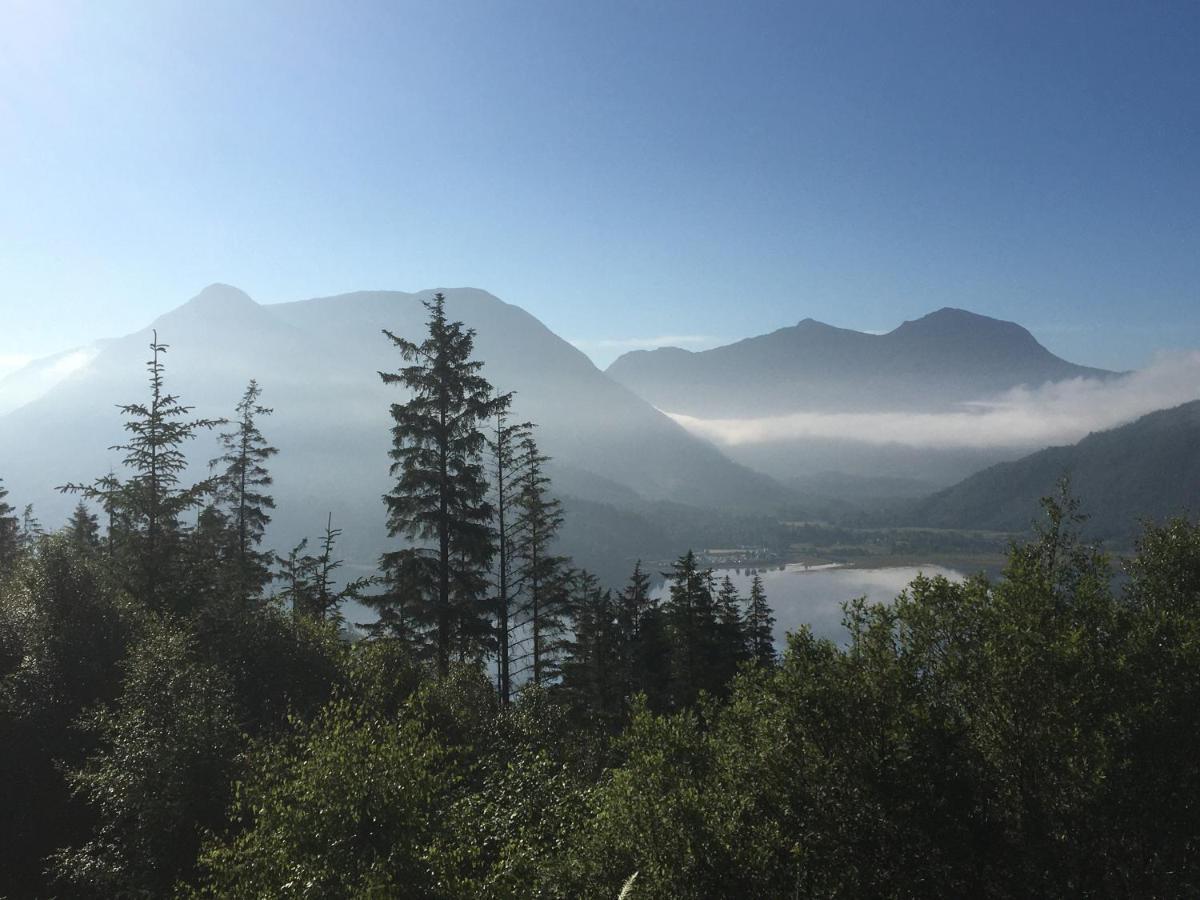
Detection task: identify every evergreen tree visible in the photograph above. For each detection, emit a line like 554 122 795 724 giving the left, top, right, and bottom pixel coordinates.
560 571 623 727
715 575 749 679
488 408 532 704
662 550 723 707
18 504 44 553
209 379 277 599
512 433 570 686
744 574 776 666
61 332 222 610
0 479 17 569
615 560 669 709
306 513 370 624
375 293 509 676
275 538 318 621
66 501 102 552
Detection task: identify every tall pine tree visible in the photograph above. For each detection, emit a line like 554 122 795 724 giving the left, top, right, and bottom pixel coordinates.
61 332 222 610
373 293 509 676
488 407 532 704
66 501 102 552
511 432 570 686
745 573 776 666
209 379 278 599
0 479 19 570
662 550 723 708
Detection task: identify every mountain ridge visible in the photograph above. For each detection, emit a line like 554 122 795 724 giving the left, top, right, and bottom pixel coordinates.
606 307 1115 418
909 400 1200 541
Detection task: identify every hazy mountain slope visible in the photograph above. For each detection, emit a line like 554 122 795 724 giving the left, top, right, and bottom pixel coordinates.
910 401 1200 540
607 307 1115 417
0 285 791 583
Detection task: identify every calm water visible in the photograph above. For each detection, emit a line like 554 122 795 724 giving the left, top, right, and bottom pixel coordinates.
655 563 965 646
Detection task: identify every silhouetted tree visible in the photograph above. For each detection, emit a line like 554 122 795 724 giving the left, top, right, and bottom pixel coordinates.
61 332 221 610
18 504 44 553
210 379 277 599
489 408 531 704
66 501 102 552
744 574 776 666
561 571 623 727
377 293 510 676
662 550 723 707
0 479 20 569
512 433 570 686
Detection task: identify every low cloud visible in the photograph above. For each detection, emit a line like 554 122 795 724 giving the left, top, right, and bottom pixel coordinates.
666 352 1200 451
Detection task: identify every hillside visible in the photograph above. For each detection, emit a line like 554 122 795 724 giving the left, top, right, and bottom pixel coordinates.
0 285 791 582
910 400 1200 540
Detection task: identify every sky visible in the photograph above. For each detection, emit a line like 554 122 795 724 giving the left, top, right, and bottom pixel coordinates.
1 0 1197 376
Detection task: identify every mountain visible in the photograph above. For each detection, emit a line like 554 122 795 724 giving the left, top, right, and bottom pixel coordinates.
910 400 1200 541
0 285 791 583
607 308 1115 418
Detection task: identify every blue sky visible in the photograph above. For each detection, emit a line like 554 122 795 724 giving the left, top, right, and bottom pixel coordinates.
1 0 1197 372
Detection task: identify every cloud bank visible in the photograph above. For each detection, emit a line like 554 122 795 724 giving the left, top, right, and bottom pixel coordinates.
666 352 1200 451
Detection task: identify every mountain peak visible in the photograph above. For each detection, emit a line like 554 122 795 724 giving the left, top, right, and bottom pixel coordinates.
185 283 258 310
890 307 1034 343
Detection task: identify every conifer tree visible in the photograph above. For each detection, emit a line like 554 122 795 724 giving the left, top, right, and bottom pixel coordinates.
66 501 102 552
662 550 723 707
560 571 623 726
306 513 370 624
375 293 510 676
61 332 222 610
614 560 669 708
276 538 318 621
512 432 570 686
715 575 749 679
18 504 44 553
0 479 19 569
488 408 532 704
745 573 776 666
210 379 277 599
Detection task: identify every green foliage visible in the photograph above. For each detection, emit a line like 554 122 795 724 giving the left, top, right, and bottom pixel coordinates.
376 293 510 674
0 536 132 895
53 617 241 897
191 699 451 898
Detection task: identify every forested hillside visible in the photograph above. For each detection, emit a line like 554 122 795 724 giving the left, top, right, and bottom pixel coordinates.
3 300 1200 898
912 400 1200 541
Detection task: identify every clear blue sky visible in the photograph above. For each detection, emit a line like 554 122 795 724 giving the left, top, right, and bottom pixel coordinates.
1 0 1197 372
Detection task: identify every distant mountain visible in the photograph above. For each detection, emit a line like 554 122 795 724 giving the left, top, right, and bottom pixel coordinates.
607 308 1115 417
910 401 1200 541
0 285 791 583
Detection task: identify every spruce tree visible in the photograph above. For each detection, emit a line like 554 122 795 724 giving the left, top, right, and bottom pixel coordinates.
0 479 19 569
715 575 749 679
66 501 102 552
210 379 277 599
560 571 623 726
662 550 722 707
615 560 669 709
745 573 776 666
306 513 370 624
18 504 44 553
512 432 570 686
375 293 509 676
489 408 532 704
60 332 222 610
